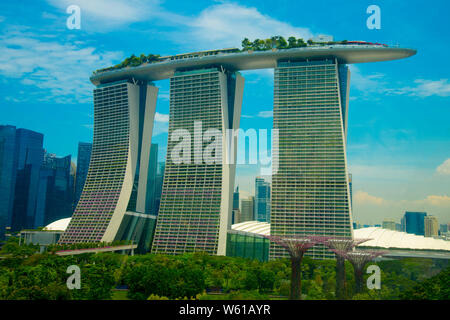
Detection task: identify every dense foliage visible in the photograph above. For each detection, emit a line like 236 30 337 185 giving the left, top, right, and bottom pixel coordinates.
0 237 448 300
94 35 348 74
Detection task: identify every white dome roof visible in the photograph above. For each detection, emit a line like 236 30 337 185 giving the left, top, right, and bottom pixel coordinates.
354 227 450 251
43 217 72 231
230 222 450 252
231 221 270 236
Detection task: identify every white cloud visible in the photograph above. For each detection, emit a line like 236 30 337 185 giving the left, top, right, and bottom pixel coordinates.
175 3 314 50
46 0 160 30
354 191 386 205
152 121 168 136
257 110 273 118
437 159 450 175
155 112 169 122
348 65 386 93
391 79 450 97
0 29 121 104
420 195 450 207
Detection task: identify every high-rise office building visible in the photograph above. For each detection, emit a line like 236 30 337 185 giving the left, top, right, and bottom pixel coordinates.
59 80 159 246
382 219 397 231
232 209 241 224
348 173 353 210
10 128 44 231
34 153 74 227
440 224 449 234
152 68 244 256
403 211 427 236
144 144 158 215
74 142 92 209
424 216 438 238
154 162 165 215
241 197 254 222
0 125 20 239
255 177 270 222
233 186 240 210
271 59 353 259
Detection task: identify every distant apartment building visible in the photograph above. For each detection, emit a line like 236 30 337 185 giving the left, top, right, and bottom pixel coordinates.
402 211 427 236
382 219 397 231
241 197 254 222
74 142 92 209
424 216 439 238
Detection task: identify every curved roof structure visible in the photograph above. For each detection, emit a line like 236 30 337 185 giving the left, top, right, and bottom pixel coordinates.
354 227 450 251
91 45 416 85
231 222 450 252
43 217 71 231
232 220 270 236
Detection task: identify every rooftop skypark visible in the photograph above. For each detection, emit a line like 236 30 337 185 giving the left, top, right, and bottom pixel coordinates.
93 36 389 74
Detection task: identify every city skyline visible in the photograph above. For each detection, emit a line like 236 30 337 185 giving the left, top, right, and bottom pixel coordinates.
0 0 449 227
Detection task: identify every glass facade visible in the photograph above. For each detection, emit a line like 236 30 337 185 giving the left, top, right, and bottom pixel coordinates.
37 154 74 227
404 212 427 236
271 59 353 260
11 128 44 232
74 142 92 209
0 125 19 239
255 177 270 222
226 231 269 262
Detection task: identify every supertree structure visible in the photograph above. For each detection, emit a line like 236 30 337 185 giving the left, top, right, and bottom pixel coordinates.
336 250 385 294
265 235 317 300
315 237 372 299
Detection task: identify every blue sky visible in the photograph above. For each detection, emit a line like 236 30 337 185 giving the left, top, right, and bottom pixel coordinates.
0 0 449 224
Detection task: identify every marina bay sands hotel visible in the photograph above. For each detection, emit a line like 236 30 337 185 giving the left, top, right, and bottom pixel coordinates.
59 42 416 259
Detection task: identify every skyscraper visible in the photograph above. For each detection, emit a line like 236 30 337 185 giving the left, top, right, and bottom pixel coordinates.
34 153 74 227
424 216 438 238
154 162 165 215
255 177 270 222
74 142 92 209
233 186 240 210
403 211 427 236
0 125 19 239
152 68 244 256
144 143 158 215
59 80 158 244
271 59 353 259
240 197 254 222
11 128 44 231
76 44 415 255
348 173 353 210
